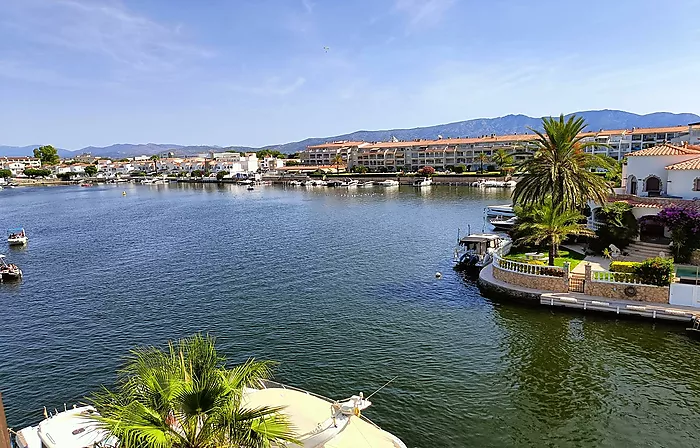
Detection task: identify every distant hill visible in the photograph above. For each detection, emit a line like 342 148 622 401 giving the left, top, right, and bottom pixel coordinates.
260 110 700 154
1 110 698 158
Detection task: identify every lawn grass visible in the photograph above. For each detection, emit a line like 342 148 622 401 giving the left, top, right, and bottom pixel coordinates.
506 248 586 269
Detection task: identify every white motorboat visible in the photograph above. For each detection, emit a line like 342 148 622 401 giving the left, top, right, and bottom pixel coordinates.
245 380 407 448
453 233 512 270
289 180 302 186
359 181 374 187
489 215 518 230
311 179 328 187
13 405 116 448
378 179 399 187
0 254 23 281
344 179 359 187
14 382 407 448
8 228 28 246
412 177 432 187
485 204 515 220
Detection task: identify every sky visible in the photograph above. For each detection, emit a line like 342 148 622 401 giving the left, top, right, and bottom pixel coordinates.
1 0 699 150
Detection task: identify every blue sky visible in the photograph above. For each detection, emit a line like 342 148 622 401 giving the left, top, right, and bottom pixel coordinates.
1 0 699 149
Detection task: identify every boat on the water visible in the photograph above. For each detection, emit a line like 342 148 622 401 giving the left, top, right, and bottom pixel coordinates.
378 179 399 187
13 381 407 448
80 183 94 187
489 215 518 230
485 204 515 220
0 254 23 281
453 233 512 270
412 177 432 187
311 179 327 187
7 228 27 246
359 181 374 187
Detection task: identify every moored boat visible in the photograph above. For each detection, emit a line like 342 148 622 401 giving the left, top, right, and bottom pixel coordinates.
13 381 407 448
453 233 512 271
359 181 374 187
412 177 432 187
485 204 515 220
8 228 28 246
378 179 399 187
0 254 23 281
489 215 518 230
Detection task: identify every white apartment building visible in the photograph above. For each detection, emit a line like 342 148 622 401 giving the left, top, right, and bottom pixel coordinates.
301 141 367 167
301 123 700 171
348 134 537 172
581 126 691 160
209 152 259 173
259 156 284 171
0 157 42 176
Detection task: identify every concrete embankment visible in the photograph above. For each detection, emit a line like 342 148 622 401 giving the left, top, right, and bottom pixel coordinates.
478 264 699 324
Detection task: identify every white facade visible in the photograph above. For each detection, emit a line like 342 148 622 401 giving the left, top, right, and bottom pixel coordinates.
0 157 42 176
666 169 700 198
625 154 699 196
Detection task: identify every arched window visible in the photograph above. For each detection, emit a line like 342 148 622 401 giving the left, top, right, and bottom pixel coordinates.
644 176 661 196
628 175 638 195
694 177 700 191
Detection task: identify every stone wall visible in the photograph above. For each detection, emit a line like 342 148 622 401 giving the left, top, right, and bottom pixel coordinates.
584 281 669 303
493 265 569 293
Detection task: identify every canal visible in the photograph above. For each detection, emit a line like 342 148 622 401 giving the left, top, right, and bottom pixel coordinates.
1 184 700 447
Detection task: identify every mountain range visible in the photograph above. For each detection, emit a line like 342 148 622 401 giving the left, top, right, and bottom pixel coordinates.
2 110 698 159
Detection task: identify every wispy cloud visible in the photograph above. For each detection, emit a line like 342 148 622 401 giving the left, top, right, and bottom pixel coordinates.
301 0 314 14
393 0 456 30
229 77 307 96
0 0 212 75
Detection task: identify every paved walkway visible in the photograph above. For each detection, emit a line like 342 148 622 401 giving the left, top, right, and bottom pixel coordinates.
571 255 610 275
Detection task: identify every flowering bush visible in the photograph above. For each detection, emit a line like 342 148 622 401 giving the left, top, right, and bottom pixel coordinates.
634 257 674 286
657 205 700 263
419 166 435 176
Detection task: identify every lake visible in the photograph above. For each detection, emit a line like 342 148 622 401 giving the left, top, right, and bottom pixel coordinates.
2 183 700 447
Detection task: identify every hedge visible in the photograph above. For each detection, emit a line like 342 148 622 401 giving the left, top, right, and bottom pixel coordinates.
609 261 640 274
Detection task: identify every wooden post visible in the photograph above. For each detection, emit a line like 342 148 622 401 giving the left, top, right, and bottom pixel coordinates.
0 392 11 448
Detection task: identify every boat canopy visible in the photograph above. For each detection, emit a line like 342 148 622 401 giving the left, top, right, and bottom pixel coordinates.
459 234 502 244
8 227 24 233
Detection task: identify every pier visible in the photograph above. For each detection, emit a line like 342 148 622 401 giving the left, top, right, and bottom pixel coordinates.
479 264 700 323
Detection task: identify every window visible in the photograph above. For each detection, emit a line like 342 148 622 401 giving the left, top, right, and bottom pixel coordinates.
694 178 700 191
645 176 661 196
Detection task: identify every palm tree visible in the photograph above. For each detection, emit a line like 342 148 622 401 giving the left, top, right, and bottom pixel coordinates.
492 148 514 176
331 154 343 174
476 152 490 173
89 334 297 448
513 114 612 210
516 201 594 266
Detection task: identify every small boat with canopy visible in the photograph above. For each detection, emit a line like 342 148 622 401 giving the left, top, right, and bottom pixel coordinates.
7 227 27 246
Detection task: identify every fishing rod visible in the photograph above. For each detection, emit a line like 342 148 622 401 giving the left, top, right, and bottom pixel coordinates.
366 375 398 400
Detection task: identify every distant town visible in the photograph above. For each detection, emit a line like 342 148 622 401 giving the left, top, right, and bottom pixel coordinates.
1 122 699 181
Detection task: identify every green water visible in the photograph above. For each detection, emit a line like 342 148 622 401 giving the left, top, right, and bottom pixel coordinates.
1 184 700 447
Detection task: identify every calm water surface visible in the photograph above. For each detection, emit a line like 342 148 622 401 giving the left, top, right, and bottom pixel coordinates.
2 184 700 448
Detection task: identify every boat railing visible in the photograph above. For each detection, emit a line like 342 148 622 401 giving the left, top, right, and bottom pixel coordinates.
259 380 385 430
493 254 566 278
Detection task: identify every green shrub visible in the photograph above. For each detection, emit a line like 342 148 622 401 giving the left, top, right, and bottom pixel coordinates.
453 165 465 174
633 257 674 286
609 261 640 274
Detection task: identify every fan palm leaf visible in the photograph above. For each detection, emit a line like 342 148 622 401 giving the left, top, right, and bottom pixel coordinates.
513 114 612 210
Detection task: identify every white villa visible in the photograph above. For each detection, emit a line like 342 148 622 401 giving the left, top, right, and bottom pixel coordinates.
589 142 700 243
0 156 42 176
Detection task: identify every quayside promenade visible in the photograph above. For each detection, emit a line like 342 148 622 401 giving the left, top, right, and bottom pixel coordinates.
479 261 699 323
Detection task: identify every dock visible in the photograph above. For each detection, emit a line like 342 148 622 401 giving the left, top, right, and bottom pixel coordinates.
540 293 698 322
479 264 700 324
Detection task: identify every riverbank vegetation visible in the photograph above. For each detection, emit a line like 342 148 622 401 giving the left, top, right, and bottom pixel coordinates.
89 334 297 448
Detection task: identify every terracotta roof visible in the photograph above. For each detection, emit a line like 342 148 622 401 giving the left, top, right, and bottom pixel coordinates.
306 141 367 149
626 143 700 157
611 194 700 211
665 153 700 170
630 126 687 134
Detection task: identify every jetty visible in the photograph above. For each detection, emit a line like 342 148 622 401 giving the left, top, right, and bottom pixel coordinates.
479 264 700 324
